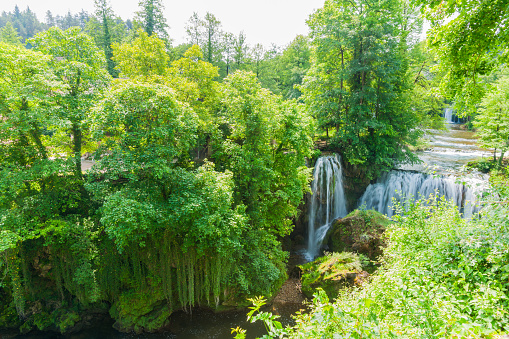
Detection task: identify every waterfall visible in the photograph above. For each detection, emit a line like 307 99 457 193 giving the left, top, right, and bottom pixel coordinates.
306 155 348 260
444 108 454 123
358 170 483 218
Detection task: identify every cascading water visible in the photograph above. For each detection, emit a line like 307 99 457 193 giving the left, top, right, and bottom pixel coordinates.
358 170 484 218
306 154 348 260
444 107 454 123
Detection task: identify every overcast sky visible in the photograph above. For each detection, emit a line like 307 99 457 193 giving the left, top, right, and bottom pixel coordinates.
1 0 326 47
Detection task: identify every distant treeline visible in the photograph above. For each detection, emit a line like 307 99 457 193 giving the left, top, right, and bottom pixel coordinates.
0 4 311 98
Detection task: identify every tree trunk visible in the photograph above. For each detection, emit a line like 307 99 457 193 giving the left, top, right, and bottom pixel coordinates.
72 122 82 178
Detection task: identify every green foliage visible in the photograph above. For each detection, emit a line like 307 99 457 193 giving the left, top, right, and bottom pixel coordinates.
408 41 446 129
215 71 313 237
165 44 219 124
0 22 22 45
0 6 46 42
474 76 509 166
112 29 169 78
418 0 509 116
0 12 316 333
29 26 111 178
243 192 509 338
135 0 169 41
299 252 365 299
265 35 311 99
303 0 421 179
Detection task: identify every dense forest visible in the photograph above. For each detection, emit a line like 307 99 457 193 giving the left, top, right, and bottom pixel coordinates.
0 0 508 337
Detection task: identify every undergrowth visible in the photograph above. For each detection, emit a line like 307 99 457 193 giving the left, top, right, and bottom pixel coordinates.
235 172 509 338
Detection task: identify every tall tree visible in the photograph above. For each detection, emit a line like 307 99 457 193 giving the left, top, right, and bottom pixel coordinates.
93 0 119 77
222 32 235 76
45 10 55 27
281 36 310 99
0 22 22 45
29 27 111 179
249 43 265 78
233 31 249 72
185 12 223 66
135 0 169 41
202 12 222 65
185 12 202 46
474 76 509 166
303 0 421 178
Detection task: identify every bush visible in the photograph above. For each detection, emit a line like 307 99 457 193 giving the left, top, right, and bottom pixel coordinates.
242 190 509 338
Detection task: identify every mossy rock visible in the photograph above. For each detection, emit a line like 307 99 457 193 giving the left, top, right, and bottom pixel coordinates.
32 311 53 331
55 310 80 333
110 288 172 333
299 252 368 299
325 209 391 261
19 321 33 334
0 301 21 330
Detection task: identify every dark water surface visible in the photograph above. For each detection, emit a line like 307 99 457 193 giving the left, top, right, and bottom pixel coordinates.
1 303 304 339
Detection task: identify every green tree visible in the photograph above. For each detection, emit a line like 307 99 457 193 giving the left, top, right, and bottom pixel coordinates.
0 42 55 173
0 42 101 314
405 40 446 129
184 12 224 74
233 31 249 72
278 35 311 99
112 29 169 79
0 22 22 45
222 32 236 76
202 12 222 65
418 0 509 115
303 0 420 178
89 80 248 310
135 0 169 41
166 45 219 124
87 0 123 77
45 10 55 26
29 27 111 179
185 12 202 46
249 43 265 79
474 76 509 166
212 71 314 294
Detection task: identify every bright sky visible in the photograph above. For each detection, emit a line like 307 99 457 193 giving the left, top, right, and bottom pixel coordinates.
2 0 326 48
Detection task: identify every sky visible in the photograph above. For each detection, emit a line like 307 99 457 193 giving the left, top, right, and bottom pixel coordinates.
1 0 326 48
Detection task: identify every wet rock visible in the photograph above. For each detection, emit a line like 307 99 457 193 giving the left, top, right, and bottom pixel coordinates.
110 289 172 334
325 209 390 261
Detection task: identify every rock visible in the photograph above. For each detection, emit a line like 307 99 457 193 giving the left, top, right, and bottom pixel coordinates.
110 289 172 333
325 209 391 261
299 252 368 299
341 162 371 210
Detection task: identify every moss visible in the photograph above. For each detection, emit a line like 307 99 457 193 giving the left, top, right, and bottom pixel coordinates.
325 209 391 261
0 301 21 330
299 252 366 299
0 288 20 330
19 321 33 334
32 311 52 331
110 287 172 333
55 310 80 333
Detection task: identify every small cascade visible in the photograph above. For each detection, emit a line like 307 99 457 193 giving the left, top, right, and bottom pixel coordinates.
359 170 484 218
306 155 348 260
444 107 454 123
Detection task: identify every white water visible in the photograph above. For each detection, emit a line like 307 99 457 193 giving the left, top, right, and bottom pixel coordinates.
444 107 454 123
306 155 348 260
359 170 485 218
